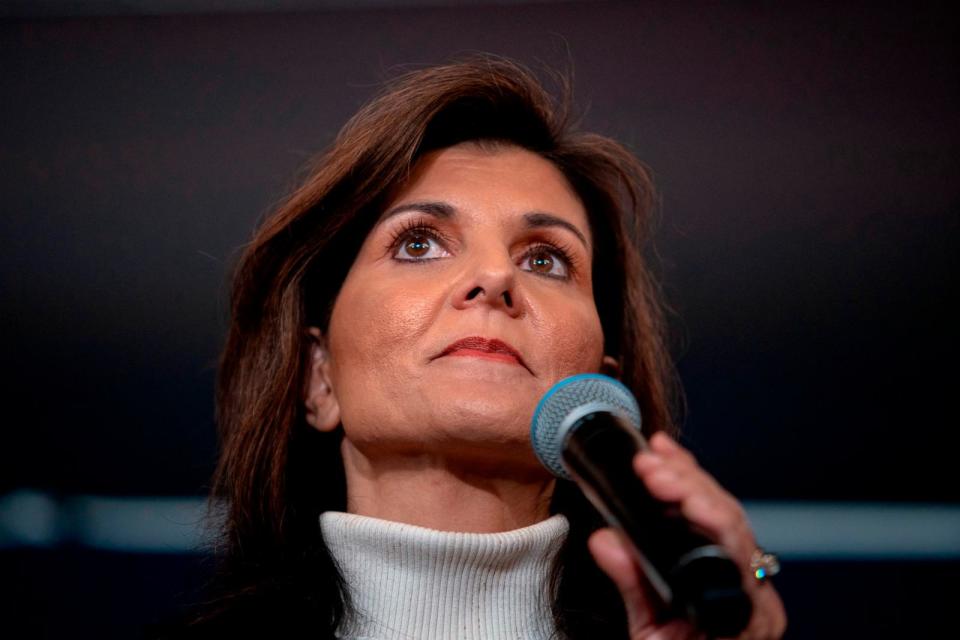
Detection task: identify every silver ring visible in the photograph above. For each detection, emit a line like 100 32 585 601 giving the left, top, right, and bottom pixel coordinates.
750 548 781 583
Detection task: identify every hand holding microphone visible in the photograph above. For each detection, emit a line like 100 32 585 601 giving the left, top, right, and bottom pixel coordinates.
531 374 786 638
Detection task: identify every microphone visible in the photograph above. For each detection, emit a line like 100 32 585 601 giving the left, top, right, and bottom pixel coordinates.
530 374 752 637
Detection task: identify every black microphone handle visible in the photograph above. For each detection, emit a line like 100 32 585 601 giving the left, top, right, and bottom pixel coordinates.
563 411 752 638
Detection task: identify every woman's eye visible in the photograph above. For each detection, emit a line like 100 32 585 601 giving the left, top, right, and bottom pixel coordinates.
393 232 449 261
522 247 569 279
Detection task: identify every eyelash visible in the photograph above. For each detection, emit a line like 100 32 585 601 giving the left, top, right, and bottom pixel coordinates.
521 241 578 279
387 217 450 259
387 219 579 280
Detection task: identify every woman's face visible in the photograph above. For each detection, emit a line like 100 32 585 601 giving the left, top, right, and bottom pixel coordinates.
321 143 607 473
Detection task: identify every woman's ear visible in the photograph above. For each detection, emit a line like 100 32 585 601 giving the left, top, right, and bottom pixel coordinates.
600 355 621 379
305 327 340 432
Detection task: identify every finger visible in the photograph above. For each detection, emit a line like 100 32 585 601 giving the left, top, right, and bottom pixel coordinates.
592 526 780 640
736 578 788 640
648 431 697 462
680 492 755 567
635 435 710 486
677 494 786 638
590 529 712 640
633 449 724 506
588 528 657 634
639 434 788 638
634 444 755 565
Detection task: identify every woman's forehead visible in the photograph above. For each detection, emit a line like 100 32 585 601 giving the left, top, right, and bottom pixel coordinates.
380 143 590 237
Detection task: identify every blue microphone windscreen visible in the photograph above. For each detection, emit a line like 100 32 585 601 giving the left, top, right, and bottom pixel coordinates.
530 374 642 480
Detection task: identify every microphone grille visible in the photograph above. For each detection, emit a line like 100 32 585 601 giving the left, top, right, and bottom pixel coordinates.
530 374 642 480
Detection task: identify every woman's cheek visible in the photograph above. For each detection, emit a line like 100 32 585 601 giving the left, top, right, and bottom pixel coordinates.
331 276 435 369
368 282 439 347
539 304 605 380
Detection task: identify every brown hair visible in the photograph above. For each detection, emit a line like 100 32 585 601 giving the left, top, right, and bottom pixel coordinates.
203 56 677 637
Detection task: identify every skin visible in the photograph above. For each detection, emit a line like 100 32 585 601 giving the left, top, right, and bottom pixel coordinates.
304 142 786 637
307 142 607 532
589 433 786 639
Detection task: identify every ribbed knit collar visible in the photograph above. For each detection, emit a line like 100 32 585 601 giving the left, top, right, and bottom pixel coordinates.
320 512 569 640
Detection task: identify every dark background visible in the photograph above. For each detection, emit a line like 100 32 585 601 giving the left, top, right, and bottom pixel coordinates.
2 1 957 637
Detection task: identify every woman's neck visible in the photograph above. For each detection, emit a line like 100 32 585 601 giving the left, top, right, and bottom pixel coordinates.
340 438 556 532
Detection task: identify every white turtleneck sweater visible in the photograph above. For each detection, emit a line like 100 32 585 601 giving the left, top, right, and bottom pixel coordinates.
319 512 569 640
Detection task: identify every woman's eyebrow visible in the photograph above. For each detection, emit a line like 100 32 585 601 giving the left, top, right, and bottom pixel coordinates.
524 212 589 250
381 200 456 221
380 201 589 249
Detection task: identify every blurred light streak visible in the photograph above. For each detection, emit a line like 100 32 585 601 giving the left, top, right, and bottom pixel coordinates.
0 490 216 554
2 490 959 559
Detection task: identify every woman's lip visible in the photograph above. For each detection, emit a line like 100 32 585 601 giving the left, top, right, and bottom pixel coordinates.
438 337 528 369
444 349 521 364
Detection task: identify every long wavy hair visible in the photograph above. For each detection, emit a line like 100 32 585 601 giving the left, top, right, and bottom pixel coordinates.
191 56 678 638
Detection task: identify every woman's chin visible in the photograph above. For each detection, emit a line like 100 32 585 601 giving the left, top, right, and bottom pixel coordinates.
424 376 541 418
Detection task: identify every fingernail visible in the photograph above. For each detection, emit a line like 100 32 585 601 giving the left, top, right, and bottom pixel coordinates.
652 432 677 448
652 468 677 484
635 451 663 470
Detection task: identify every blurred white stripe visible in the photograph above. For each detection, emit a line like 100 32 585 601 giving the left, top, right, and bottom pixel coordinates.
0 490 216 553
0 491 60 547
67 495 215 553
2 490 959 559
745 502 960 560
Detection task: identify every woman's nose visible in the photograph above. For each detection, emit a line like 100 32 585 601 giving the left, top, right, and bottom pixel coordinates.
451 249 523 318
